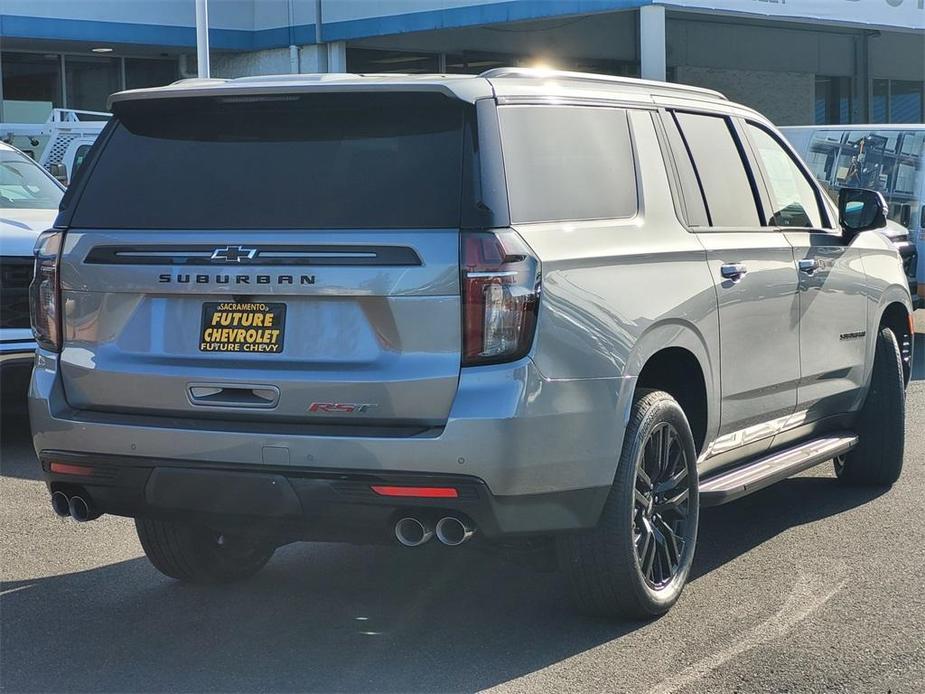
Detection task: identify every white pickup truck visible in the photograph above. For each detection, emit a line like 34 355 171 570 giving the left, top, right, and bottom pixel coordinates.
0 141 63 401
1 108 109 186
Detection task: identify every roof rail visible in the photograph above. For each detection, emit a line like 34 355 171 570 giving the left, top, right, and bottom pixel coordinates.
478 67 728 101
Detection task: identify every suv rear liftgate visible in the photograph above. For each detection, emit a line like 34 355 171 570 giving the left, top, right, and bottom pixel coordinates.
58 93 477 428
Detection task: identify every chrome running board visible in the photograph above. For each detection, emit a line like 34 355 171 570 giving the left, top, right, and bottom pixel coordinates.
699 432 858 506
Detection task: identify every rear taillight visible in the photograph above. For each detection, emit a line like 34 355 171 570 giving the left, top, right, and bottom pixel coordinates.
29 230 63 352
461 230 540 366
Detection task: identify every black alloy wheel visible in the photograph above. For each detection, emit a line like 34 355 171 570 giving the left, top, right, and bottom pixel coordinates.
634 422 692 589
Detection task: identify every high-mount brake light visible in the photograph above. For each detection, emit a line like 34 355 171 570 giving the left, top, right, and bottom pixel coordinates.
461 230 540 366
30 230 64 352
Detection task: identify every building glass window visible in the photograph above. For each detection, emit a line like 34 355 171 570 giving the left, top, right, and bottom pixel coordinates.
872 79 925 124
814 76 851 125
347 48 440 74
891 81 924 124
872 79 889 122
65 55 120 112
1 52 63 121
446 51 519 74
125 58 178 90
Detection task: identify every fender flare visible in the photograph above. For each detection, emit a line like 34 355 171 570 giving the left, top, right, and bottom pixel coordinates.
616 318 720 452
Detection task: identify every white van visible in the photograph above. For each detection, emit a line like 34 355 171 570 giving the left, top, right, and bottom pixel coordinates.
781 125 925 305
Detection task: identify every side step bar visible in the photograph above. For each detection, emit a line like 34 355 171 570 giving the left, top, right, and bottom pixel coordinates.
699 432 858 506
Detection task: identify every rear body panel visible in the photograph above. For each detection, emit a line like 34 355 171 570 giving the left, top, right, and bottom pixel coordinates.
59 229 461 425
32 352 623 504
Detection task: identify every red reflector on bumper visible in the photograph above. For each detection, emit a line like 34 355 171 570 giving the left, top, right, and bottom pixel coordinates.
370 485 459 498
49 462 97 476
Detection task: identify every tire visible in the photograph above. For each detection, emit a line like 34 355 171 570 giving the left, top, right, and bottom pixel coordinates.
559 389 699 619
135 518 275 584
835 327 905 487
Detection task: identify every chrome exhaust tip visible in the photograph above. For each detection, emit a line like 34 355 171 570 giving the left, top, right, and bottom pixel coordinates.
435 516 474 546
394 517 434 547
51 491 70 518
68 495 92 522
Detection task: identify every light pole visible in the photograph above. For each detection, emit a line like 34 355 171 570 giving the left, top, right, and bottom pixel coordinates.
195 0 210 78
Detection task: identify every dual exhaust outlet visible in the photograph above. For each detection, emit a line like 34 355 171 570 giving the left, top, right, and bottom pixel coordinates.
50 491 98 522
394 515 474 547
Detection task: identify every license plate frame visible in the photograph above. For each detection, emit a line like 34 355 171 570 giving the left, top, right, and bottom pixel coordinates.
199 302 286 354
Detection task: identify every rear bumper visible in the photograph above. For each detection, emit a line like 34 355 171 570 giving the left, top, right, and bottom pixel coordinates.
37 451 609 540
30 352 626 537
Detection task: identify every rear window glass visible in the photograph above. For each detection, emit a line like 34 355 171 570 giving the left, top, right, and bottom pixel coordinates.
71 93 467 229
499 106 637 224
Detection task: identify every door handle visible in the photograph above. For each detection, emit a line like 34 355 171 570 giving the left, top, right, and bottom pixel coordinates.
798 258 819 275
720 263 748 281
188 383 280 408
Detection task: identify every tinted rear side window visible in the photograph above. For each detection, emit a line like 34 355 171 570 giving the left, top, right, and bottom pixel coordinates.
71 93 467 229
499 106 637 224
674 112 761 228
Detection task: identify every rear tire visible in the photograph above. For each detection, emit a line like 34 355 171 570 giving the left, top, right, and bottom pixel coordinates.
136 518 275 584
835 328 905 486
559 390 699 619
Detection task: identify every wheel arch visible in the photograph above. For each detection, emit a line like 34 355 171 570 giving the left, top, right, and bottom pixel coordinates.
878 299 913 386
623 320 718 457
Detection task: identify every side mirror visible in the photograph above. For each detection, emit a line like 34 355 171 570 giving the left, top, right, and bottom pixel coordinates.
839 188 887 239
48 162 68 186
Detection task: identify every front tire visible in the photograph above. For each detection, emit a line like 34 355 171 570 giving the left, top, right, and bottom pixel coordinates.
835 327 906 486
559 390 699 619
136 518 275 584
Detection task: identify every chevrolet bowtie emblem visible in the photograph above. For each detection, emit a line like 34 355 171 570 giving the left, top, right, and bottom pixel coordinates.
210 246 258 262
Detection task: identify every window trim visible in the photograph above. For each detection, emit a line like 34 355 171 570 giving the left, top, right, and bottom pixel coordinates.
653 108 707 229
739 118 836 233
664 108 774 234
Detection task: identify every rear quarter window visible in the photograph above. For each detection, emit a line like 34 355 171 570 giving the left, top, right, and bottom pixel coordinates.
499 105 637 224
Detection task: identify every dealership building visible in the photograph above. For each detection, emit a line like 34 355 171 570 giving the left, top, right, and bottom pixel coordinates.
0 0 923 125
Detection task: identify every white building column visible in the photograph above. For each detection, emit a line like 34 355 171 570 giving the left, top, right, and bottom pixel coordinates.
640 4 667 82
299 44 328 73
298 42 345 73
327 41 347 73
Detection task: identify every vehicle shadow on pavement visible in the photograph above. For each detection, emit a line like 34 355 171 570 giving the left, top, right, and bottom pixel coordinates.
0 413 42 481
692 474 887 582
0 410 42 481
0 543 634 693
1 471 887 693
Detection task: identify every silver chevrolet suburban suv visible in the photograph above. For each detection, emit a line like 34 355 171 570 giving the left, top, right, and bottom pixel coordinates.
29 69 913 619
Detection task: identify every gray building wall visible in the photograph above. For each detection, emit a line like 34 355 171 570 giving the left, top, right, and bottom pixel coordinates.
674 66 815 125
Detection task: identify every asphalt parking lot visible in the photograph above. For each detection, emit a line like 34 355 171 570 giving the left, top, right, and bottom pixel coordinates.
1 336 923 693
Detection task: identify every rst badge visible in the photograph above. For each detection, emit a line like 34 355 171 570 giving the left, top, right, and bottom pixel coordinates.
308 402 378 415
